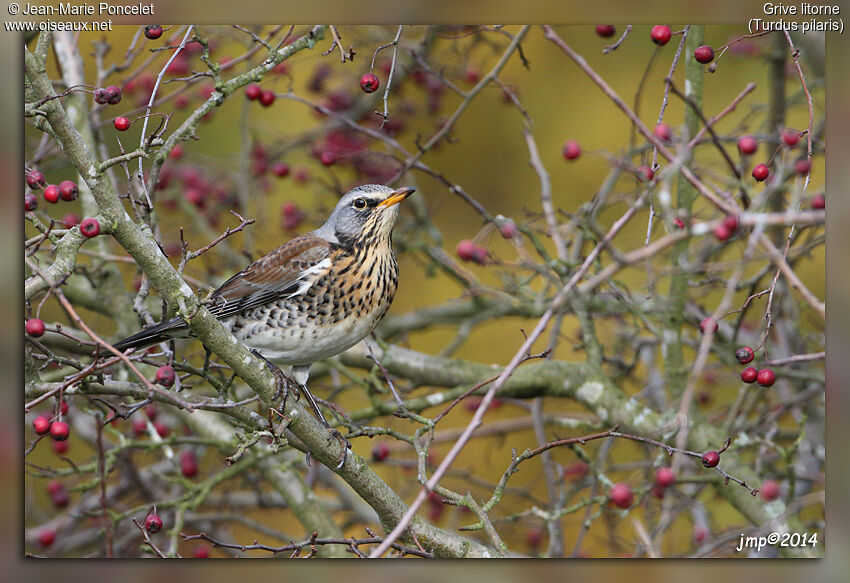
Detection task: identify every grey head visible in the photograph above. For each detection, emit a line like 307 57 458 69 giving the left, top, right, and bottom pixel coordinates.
313 184 415 245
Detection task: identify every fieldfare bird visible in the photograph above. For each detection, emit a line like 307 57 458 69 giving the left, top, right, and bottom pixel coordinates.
114 184 415 464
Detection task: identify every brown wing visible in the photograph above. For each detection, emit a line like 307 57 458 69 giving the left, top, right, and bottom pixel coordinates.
206 233 332 319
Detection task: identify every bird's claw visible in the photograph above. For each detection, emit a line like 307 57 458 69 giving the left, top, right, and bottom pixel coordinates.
329 428 351 469
303 427 350 469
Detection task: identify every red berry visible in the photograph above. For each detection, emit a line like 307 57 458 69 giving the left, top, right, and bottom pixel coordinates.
371 442 390 462
132 418 147 437
463 67 481 84
47 479 64 496
456 240 477 262
144 24 163 39
154 422 169 438
471 246 489 265
49 421 70 441
114 117 130 131
259 89 276 107
294 167 310 183
694 45 715 63
52 439 69 454
62 213 80 229
245 83 262 100
811 194 825 210
360 73 380 93
105 85 122 105
794 158 812 176
756 368 775 387
699 317 718 334
654 123 672 142
723 215 739 232
752 163 769 182
58 180 78 201
27 170 46 189
694 526 708 544
271 162 290 178
609 483 633 509
595 25 616 38
562 140 581 160
650 25 672 45
499 219 518 239
51 489 70 508
155 365 176 388
43 184 60 203
193 545 210 558
701 450 720 468
145 404 158 421
655 467 675 488
741 366 758 383
637 166 655 182
737 135 758 155
319 150 336 166
759 479 780 501
713 223 731 241
25 193 39 211
180 450 198 477
735 346 755 364
26 318 46 337
169 144 184 160
525 527 544 547
563 461 588 481
94 88 110 104
33 415 51 435
650 483 667 499
80 218 101 238
38 529 56 547
144 513 163 533
781 130 799 146
673 217 685 230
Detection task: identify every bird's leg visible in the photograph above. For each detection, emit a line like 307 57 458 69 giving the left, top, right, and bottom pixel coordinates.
292 366 350 470
251 349 295 410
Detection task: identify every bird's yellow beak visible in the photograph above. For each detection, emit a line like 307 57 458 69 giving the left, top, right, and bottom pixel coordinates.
378 187 415 208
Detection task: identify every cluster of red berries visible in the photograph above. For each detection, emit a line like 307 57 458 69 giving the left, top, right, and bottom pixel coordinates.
25 172 101 237
735 346 776 387
736 135 770 181
714 214 740 242
244 83 276 107
132 405 170 439
32 413 70 442
93 85 123 106
456 239 489 265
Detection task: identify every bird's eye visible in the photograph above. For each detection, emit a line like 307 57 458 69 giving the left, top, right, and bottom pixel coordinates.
353 197 367 209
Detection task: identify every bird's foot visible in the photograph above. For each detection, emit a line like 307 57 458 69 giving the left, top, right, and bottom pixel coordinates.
251 349 301 409
305 427 350 470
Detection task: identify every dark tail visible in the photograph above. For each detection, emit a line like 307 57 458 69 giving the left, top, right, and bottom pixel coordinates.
113 317 188 352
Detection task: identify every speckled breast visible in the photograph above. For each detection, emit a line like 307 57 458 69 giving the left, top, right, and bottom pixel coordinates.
227 248 399 366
